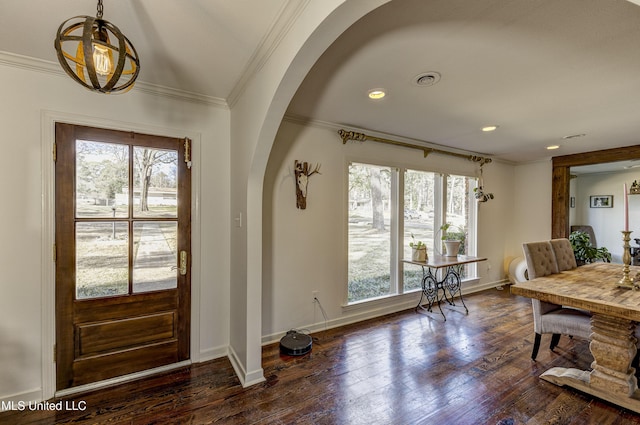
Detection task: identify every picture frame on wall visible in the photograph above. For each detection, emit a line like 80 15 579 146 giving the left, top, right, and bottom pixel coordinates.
590 195 613 208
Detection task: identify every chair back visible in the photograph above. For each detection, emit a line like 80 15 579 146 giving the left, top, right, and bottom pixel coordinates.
570 225 597 247
522 241 559 279
522 240 563 333
550 238 577 271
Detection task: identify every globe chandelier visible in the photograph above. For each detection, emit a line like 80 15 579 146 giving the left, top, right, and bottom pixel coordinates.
54 0 140 94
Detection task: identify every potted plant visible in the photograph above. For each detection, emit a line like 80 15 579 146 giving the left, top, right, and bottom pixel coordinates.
569 230 611 266
410 233 427 262
440 223 466 257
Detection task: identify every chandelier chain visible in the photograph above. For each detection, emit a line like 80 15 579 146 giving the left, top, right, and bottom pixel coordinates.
96 0 104 19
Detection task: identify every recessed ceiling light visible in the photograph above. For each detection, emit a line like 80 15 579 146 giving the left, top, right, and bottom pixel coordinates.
368 89 386 100
547 145 560 150
482 125 498 132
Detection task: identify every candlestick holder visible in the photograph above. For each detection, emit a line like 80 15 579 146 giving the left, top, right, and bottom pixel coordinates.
618 230 636 289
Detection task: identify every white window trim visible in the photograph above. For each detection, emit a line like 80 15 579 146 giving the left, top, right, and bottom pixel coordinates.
346 160 478 306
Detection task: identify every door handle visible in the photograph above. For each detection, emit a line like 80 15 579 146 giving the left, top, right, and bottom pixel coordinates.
179 251 187 276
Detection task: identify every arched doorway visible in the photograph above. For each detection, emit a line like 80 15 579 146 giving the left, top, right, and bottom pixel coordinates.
229 0 391 386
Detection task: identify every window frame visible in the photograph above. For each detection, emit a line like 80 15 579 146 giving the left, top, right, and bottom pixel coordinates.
346 160 478 306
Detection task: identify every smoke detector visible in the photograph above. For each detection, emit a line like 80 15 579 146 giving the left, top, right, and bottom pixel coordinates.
413 71 441 87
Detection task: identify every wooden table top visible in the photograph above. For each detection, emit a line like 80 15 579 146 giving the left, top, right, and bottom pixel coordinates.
403 254 487 269
511 262 640 322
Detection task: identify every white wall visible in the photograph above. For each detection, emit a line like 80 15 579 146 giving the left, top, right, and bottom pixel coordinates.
510 161 553 253
0 59 230 403
262 119 516 340
572 170 637 261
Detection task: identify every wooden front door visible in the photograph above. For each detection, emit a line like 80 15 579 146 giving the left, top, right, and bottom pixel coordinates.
55 123 191 390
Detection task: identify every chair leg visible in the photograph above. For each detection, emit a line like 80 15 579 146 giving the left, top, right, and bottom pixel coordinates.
549 333 561 351
532 333 542 360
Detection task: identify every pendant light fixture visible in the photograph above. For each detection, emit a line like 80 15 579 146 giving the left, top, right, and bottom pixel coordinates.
54 0 140 94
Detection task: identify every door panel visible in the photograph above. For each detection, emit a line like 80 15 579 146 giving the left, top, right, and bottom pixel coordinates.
76 312 176 357
55 123 191 390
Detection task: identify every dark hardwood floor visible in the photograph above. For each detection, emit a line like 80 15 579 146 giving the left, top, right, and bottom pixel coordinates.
3 288 640 424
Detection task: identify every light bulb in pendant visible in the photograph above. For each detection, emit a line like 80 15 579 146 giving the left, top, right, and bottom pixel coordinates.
92 43 112 76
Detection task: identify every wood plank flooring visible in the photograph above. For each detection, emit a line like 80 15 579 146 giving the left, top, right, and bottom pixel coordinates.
3 288 640 424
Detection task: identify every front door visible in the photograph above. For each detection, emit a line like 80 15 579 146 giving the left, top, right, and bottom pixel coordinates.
55 123 191 390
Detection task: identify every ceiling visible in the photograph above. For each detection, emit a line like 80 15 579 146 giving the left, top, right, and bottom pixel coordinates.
4 0 640 164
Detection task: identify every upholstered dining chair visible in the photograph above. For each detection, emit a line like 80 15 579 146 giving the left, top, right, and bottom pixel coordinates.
522 240 592 360
570 225 597 247
550 238 577 272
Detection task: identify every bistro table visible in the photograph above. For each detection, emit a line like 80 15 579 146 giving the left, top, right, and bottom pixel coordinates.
511 262 640 413
403 255 487 321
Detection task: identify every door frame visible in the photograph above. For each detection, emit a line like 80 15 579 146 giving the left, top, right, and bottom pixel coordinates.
40 110 202 400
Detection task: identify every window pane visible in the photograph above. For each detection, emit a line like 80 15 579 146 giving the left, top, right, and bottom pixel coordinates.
446 174 471 254
133 147 178 218
76 140 129 218
133 222 177 293
403 169 435 292
76 222 128 299
348 163 391 303
446 174 476 277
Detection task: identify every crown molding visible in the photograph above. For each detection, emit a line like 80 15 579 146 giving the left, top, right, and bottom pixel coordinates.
226 0 310 108
0 50 228 108
133 81 227 108
0 51 60 75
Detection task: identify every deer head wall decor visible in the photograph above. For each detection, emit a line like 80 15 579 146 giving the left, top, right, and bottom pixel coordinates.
294 160 321 209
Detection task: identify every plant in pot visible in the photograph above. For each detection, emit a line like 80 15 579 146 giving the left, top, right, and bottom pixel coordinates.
440 223 466 257
569 230 611 266
410 233 427 262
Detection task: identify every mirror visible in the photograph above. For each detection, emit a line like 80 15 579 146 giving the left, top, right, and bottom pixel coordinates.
568 160 640 263
552 145 640 241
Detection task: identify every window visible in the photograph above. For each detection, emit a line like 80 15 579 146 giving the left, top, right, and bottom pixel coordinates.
348 163 392 302
74 140 180 298
403 169 436 292
348 162 477 304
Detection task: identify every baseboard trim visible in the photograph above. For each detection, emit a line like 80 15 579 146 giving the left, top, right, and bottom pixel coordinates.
261 279 510 345
227 345 266 388
0 388 42 411
198 345 229 363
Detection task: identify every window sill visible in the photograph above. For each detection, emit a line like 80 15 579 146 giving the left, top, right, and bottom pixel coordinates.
342 277 481 312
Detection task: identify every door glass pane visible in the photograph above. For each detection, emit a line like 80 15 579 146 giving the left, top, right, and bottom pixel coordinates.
133 222 178 293
133 147 178 218
403 169 435 292
76 140 129 218
348 163 391 303
76 222 128 299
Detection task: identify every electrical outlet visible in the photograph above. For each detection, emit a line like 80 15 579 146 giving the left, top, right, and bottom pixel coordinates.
312 290 319 303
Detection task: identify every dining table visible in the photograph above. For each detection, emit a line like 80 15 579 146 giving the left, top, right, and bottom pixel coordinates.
511 262 640 413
